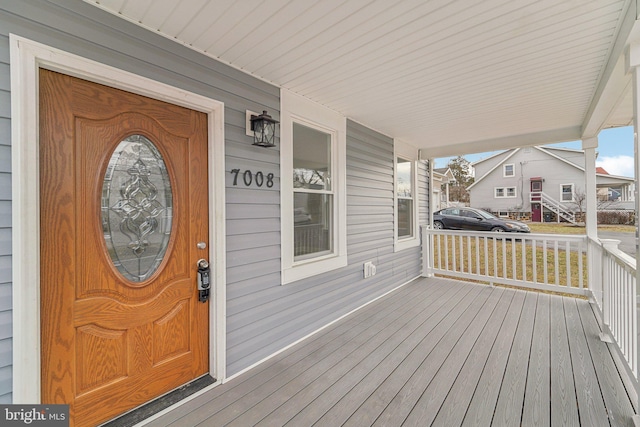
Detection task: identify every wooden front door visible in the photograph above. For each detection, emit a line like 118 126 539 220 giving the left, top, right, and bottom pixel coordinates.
39 70 210 426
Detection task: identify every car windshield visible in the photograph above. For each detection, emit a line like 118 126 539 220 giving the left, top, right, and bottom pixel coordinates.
476 210 497 220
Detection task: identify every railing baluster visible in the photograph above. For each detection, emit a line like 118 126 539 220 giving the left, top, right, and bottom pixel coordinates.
554 240 560 286
436 234 442 271
457 235 462 273
493 236 498 279
467 235 472 274
565 240 571 288
543 239 548 286
532 237 537 284
444 235 449 272
483 236 488 278
452 235 456 272
511 238 516 281
502 237 507 279
520 238 527 282
475 236 480 275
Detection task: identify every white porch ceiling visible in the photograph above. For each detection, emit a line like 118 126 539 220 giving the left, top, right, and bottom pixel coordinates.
84 0 637 157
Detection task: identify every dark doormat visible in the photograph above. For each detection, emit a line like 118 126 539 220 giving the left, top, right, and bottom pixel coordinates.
100 375 216 427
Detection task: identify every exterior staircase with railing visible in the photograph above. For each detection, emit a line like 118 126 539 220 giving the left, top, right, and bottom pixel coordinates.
530 191 577 224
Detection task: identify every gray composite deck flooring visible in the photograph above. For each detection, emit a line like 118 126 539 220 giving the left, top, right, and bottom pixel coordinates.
146 277 636 427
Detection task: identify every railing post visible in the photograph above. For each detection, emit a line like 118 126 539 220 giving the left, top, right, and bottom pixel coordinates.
587 238 602 306
422 226 433 277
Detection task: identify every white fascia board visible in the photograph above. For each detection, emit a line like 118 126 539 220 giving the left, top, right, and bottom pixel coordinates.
534 146 586 172
466 148 519 190
596 173 635 182
469 150 509 166
543 146 583 154
537 147 633 181
420 126 582 159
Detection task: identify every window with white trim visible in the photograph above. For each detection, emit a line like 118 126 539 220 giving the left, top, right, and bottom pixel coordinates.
281 89 347 284
561 184 574 202
503 163 515 177
293 123 333 260
495 187 516 198
394 141 419 251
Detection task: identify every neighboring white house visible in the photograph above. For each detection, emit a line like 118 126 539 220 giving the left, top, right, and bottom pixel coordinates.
467 146 634 222
432 167 455 212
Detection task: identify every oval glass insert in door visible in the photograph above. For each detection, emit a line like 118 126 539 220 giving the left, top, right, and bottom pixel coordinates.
102 134 173 282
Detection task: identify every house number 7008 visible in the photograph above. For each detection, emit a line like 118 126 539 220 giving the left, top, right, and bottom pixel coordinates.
230 169 274 188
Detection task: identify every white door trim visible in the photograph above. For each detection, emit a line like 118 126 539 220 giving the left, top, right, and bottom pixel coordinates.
9 34 227 403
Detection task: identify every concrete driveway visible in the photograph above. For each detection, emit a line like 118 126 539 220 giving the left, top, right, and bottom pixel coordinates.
598 231 636 257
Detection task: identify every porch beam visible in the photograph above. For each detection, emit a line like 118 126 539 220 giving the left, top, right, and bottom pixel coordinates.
582 0 637 137
418 126 582 159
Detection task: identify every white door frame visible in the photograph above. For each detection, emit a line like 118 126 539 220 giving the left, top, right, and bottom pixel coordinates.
10 35 227 403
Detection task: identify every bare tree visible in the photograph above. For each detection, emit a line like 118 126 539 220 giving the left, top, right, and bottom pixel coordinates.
447 156 474 203
572 187 587 223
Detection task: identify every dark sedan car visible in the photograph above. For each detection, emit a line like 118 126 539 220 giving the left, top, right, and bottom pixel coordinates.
433 207 530 233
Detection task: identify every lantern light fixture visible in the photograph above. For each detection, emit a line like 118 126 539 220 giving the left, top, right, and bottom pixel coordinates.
249 110 279 148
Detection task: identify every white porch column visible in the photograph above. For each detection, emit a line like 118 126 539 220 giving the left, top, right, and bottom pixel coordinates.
423 158 435 277
582 136 598 238
445 181 450 206
428 158 435 222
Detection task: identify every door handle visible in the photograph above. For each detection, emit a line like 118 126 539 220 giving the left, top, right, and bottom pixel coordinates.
197 259 210 303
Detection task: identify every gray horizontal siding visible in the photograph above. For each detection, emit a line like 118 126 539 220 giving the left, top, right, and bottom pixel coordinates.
0 118 10 146
225 120 424 375
419 161 430 224
1 0 427 398
1 0 281 397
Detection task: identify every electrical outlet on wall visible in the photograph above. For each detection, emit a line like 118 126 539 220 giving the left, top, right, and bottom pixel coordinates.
364 261 376 278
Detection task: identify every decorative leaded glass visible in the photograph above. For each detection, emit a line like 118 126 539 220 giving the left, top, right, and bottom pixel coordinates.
102 135 173 282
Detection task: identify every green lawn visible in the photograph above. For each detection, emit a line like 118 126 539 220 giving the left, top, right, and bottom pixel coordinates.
526 222 634 234
432 221 633 296
432 234 586 290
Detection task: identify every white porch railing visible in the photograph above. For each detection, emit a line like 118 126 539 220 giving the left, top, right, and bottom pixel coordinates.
588 237 637 386
422 227 638 407
422 228 588 296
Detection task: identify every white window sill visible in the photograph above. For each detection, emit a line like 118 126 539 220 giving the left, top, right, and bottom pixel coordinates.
395 236 420 252
282 255 348 284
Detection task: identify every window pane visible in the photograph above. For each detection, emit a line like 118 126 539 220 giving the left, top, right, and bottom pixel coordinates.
294 193 332 259
102 135 172 282
562 185 573 201
504 164 514 176
396 158 412 198
398 199 413 238
293 123 331 190
495 188 504 197
507 187 515 197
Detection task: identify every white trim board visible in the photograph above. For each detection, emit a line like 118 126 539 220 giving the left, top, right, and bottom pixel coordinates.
10 35 227 403
467 148 520 190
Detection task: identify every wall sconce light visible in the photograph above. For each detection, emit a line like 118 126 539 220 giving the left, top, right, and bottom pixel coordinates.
249 110 279 147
